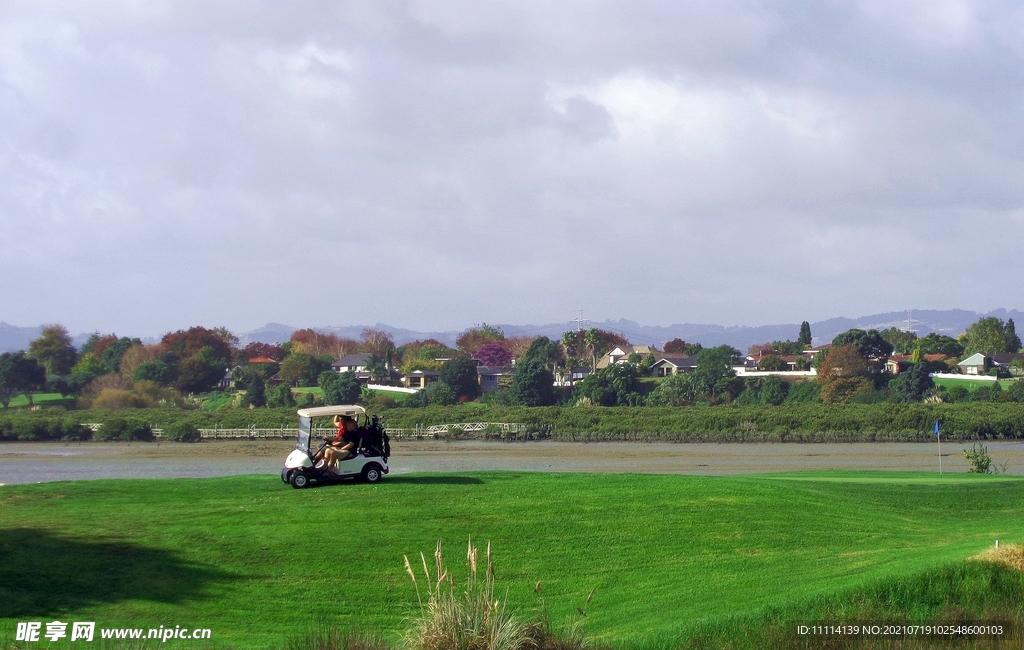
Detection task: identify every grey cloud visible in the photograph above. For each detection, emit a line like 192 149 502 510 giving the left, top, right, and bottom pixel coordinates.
2 1 1024 336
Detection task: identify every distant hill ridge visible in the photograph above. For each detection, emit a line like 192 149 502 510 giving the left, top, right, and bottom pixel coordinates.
3 309 1023 354
230 309 1024 351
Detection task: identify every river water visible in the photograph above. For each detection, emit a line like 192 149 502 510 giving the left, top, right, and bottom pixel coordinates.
2 439 1023 484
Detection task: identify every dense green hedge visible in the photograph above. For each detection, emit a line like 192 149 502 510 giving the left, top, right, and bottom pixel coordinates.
0 416 94 441
3 403 1024 442
376 403 1024 442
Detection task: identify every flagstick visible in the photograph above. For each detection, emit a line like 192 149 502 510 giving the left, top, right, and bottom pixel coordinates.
938 432 942 476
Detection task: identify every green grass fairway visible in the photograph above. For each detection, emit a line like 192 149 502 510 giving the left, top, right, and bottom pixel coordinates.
5 393 74 408
754 470 1019 483
2 472 1023 648
932 377 1016 391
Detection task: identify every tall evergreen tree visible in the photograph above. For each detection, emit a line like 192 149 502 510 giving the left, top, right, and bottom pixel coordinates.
798 321 812 346
439 356 480 400
1007 318 1021 352
889 363 934 403
508 360 555 406
243 377 267 407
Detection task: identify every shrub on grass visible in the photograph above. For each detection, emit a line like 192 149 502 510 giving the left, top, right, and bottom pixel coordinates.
96 418 154 442
11 419 59 441
964 443 995 474
3 417 90 441
269 384 298 409
61 421 93 441
366 393 398 409
784 382 821 403
95 419 124 440
423 382 458 407
165 422 201 442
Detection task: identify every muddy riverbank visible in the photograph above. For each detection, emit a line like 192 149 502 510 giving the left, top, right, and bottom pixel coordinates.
2 439 1023 484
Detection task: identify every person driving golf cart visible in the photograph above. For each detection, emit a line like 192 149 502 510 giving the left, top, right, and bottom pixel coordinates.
281 405 390 488
316 415 358 470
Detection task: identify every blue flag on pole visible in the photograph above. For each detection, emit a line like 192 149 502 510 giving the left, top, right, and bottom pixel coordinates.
934 421 940 437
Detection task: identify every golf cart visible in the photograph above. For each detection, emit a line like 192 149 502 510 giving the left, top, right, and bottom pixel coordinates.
280 405 390 489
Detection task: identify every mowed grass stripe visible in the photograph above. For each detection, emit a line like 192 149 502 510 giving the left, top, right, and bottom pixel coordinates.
1 472 1023 648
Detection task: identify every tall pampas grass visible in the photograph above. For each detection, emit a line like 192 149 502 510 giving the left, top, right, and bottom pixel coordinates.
403 539 528 650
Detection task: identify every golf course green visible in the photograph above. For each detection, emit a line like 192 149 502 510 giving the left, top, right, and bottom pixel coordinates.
2 471 1023 648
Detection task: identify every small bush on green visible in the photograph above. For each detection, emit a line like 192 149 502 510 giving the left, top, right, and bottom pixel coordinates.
165 422 201 443
964 443 995 474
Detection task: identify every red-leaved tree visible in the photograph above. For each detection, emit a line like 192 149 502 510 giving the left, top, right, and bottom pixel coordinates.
475 343 512 367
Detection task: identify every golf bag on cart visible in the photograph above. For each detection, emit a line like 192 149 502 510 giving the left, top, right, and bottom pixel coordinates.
358 415 390 462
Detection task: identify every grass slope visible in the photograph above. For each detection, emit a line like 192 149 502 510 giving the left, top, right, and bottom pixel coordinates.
932 377 1016 391
5 393 74 408
2 472 1023 648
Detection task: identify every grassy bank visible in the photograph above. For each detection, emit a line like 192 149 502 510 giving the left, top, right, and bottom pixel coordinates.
5 393 75 409
2 472 1023 648
932 377 1017 392
6 403 1024 442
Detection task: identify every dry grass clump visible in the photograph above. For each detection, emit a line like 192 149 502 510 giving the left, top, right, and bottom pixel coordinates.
284 540 594 650
521 588 593 650
404 539 528 650
972 543 1024 573
285 628 392 650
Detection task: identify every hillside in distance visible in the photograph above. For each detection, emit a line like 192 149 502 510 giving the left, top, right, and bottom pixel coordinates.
238 308 1024 352
3 309 1022 354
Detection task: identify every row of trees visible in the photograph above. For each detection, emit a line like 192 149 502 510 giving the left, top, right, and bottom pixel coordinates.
5 314 1022 411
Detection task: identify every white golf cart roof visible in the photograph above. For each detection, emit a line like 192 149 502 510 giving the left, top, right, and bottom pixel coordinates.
296 405 366 418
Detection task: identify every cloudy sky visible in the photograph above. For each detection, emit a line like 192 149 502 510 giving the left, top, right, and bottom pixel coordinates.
3 0 1024 338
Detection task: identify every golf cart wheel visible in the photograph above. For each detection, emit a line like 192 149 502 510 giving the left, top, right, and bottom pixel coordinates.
361 465 382 483
290 471 310 489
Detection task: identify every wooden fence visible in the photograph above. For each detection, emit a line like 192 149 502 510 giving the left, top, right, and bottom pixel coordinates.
385 422 541 440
